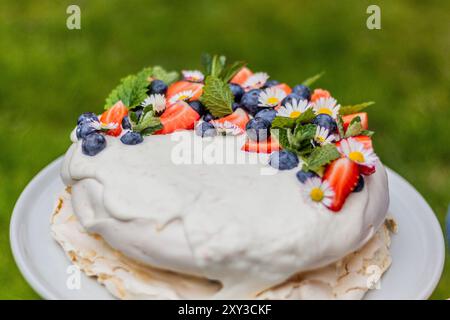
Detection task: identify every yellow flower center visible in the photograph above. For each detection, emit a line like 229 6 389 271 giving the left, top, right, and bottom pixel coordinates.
267 97 279 105
310 187 324 202
349 151 365 163
316 136 326 143
289 111 302 118
178 95 189 101
318 108 332 116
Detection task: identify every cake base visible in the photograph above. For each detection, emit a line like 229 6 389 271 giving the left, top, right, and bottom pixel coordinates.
51 188 395 300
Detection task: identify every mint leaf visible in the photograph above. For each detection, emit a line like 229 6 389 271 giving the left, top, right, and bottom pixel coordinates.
200 76 233 117
344 116 363 138
271 116 296 129
295 108 316 124
132 111 162 135
291 124 316 147
360 130 375 137
304 144 340 173
337 115 345 138
151 66 179 84
220 61 247 83
271 128 291 150
340 101 375 115
105 67 153 109
302 71 325 87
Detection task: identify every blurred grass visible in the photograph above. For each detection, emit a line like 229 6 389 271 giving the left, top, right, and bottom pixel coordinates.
0 0 448 299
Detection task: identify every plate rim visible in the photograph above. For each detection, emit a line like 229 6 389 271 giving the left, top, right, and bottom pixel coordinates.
9 157 446 300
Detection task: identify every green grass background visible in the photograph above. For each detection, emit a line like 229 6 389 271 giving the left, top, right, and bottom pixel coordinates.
0 0 448 299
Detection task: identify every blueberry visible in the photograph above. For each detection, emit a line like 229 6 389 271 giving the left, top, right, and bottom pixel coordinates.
229 83 244 102
312 114 338 133
281 93 302 107
240 89 261 115
255 109 277 123
245 118 271 142
232 102 241 112
122 116 132 130
188 100 205 116
195 121 217 138
76 121 97 140
296 170 319 183
77 112 98 125
82 133 106 156
147 80 168 95
353 175 365 192
263 79 280 88
292 84 311 100
120 131 144 145
203 113 216 122
269 151 299 170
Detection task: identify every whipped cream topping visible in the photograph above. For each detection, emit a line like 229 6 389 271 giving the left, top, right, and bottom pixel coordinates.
61 130 389 298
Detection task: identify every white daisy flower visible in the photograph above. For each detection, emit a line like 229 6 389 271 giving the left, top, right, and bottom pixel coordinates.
313 97 340 119
276 99 312 118
303 177 335 207
141 94 166 113
313 126 336 146
90 121 118 131
338 137 378 167
168 90 194 105
211 121 243 136
258 87 287 107
243 72 269 90
182 70 204 82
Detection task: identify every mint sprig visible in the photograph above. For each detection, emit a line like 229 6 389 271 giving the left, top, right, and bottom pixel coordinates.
303 144 341 173
302 71 325 87
151 66 179 84
105 67 153 109
129 109 162 136
200 76 233 117
344 116 363 138
340 101 375 116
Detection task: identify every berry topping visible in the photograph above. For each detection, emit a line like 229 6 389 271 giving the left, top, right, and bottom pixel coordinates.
292 84 311 101
82 133 106 156
77 112 98 125
166 81 203 105
147 79 168 95
312 114 338 133
296 170 319 183
353 175 365 192
214 108 250 131
122 116 132 130
342 112 369 131
230 67 253 85
263 79 280 88
120 131 144 145
310 88 331 102
232 102 241 112
76 121 97 140
280 93 302 107
323 157 360 211
240 89 262 115
195 121 217 138
245 118 271 142
255 109 277 123
242 137 280 153
156 101 201 134
188 100 206 116
203 113 216 122
269 150 299 170
229 83 245 102
100 101 128 136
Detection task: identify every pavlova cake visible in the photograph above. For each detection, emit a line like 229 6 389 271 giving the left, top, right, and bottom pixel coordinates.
52 55 394 299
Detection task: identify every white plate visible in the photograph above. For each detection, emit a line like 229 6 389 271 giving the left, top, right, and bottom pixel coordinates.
10 157 445 300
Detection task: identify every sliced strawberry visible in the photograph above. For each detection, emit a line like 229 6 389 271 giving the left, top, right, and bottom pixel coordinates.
213 108 250 130
342 112 369 130
156 101 200 134
323 157 360 212
360 165 376 176
241 137 281 153
100 100 128 136
166 81 203 105
310 88 331 102
230 67 253 85
336 135 373 150
273 83 292 95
